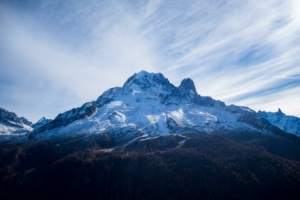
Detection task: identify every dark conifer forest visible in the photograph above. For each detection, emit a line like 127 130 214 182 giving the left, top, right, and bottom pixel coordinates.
1 133 300 199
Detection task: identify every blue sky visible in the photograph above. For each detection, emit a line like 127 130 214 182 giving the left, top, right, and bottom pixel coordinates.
0 0 300 122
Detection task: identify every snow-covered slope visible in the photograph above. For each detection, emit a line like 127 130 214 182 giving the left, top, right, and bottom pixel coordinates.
32 117 52 129
27 71 287 146
0 107 33 135
258 109 300 137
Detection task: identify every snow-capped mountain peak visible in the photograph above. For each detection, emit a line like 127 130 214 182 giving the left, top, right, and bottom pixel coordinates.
37 117 47 123
124 71 169 87
32 117 52 129
258 109 300 136
26 71 294 146
0 107 33 136
123 71 176 97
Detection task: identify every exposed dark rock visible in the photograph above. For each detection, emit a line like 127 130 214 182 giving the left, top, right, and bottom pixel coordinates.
29 103 97 138
0 107 32 128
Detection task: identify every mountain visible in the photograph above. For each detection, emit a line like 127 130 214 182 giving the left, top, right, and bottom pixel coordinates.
258 109 300 137
28 71 295 147
1 71 300 199
0 107 33 136
32 117 52 129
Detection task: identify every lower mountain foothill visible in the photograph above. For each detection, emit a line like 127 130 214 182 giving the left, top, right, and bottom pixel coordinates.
1 132 300 200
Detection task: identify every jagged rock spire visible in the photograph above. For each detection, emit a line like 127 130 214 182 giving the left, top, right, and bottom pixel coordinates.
179 78 197 93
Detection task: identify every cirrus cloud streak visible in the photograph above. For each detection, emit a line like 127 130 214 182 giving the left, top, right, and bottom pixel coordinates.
0 0 299 121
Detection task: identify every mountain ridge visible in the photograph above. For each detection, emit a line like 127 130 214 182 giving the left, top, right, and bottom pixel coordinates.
258 108 300 136
1 71 299 146
22 71 298 149
0 107 33 136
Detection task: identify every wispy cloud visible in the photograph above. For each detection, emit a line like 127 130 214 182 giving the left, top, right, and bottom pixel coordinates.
273 76 300 80
0 0 299 121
